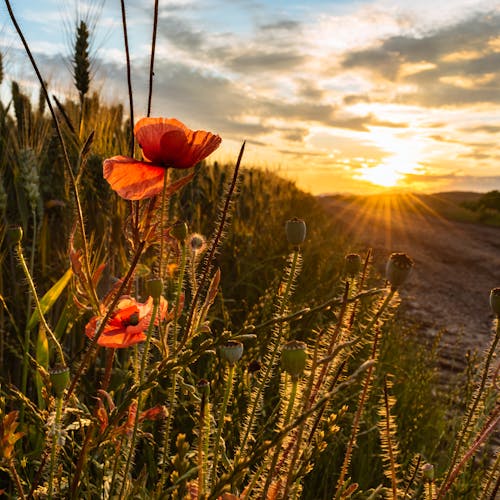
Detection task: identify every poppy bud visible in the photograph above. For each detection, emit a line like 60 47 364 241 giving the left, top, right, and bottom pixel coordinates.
7 225 23 246
490 288 500 316
220 340 244 365
197 378 210 396
171 221 188 243
281 340 307 379
386 253 413 290
148 278 164 300
345 253 362 277
50 366 70 398
285 218 306 247
422 463 434 481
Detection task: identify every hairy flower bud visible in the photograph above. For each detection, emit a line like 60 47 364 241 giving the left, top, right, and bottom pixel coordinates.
7 225 23 246
171 221 188 243
386 253 413 290
422 463 434 481
285 218 306 247
189 233 207 255
490 288 500 316
282 340 307 379
147 278 164 300
50 366 70 398
345 253 362 277
220 340 244 365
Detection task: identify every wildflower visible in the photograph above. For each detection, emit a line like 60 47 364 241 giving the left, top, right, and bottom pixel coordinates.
188 233 207 255
85 296 169 348
103 117 221 200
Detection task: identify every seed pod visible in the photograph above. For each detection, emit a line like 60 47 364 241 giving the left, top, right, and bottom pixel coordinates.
7 225 23 246
422 463 434 481
220 340 244 365
345 253 362 277
490 288 500 316
148 278 164 300
281 340 307 379
386 252 413 290
171 221 188 243
50 366 70 398
285 218 306 247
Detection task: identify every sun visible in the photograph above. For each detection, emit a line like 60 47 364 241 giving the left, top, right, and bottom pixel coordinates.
359 163 402 187
358 155 419 188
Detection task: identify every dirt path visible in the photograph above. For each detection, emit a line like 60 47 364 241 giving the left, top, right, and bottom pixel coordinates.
321 194 500 374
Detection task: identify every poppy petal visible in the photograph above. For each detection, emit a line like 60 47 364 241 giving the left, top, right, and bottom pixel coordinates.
103 156 166 200
134 118 189 164
159 129 221 168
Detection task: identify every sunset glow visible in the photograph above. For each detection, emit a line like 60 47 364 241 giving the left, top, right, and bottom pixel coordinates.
1 0 499 195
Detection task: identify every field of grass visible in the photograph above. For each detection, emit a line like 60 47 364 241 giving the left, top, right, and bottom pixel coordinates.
0 7 498 500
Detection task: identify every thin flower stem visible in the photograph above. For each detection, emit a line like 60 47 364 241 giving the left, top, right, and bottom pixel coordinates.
9 460 26 499
5 0 100 312
335 289 395 497
48 395 63 499
198 387 210 499
443 319 500 487
239 248 300 455
284 377 299 426
20 211 37 423
119 299 159 498
158 170 171 286
179 142 245 351
211 363 235 487
120 0 135 157
437 404 500 499
147 0 159 117
15 242 65 367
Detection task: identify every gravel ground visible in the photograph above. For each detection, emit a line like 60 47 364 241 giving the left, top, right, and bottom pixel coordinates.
321 194 500 375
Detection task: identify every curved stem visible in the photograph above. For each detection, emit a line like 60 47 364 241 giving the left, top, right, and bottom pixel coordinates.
147 0 159 117
120 0 135 157
211 363 235 487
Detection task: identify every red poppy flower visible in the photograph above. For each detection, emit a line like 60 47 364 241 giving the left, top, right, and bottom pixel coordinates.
85 296 169 348
103 117 221 200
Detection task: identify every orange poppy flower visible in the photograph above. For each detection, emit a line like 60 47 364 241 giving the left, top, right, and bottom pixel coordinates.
103 117 222 200
85 296 169 348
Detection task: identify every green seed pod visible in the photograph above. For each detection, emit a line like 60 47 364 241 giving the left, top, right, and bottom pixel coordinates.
171 221 188 243
345 253 362 277
386 252 414 290
50 366 70 398
422 463 434 481
285 218 306 247
490 288 500 316
281 340 307 379
7 225 23 246
148 278 164 300
220 340 244 365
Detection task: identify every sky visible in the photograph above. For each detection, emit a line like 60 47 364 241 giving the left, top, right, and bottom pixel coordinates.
1 0 500 195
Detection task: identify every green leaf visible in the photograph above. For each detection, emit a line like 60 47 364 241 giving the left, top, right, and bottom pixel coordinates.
27 268 73 331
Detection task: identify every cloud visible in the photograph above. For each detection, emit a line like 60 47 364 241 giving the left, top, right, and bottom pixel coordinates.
342 12 500 107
